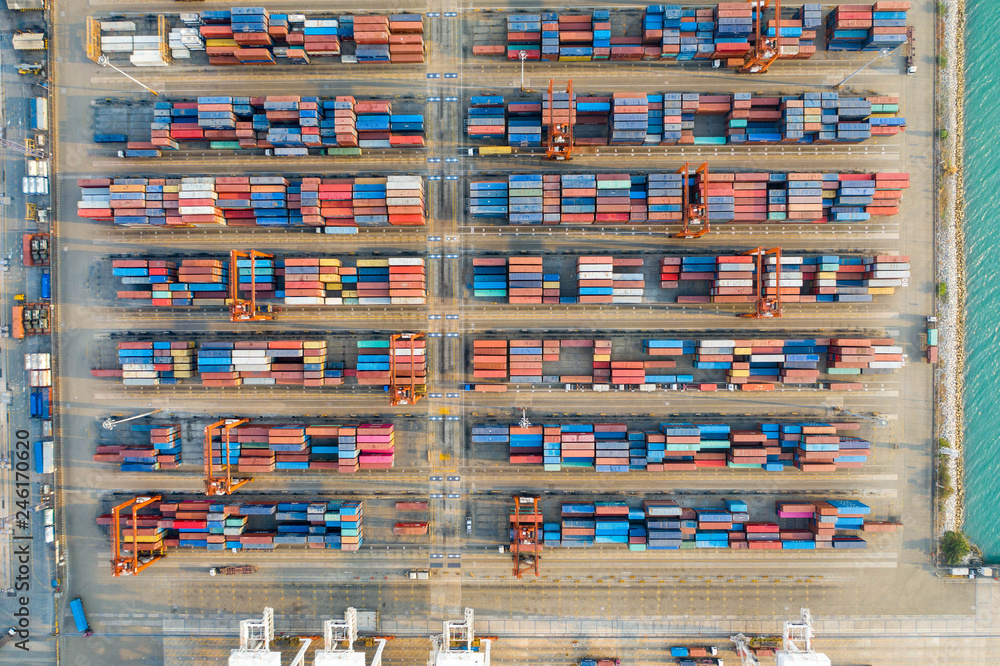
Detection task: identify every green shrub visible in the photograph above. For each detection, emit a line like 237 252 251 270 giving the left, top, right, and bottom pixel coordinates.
941 531 971 565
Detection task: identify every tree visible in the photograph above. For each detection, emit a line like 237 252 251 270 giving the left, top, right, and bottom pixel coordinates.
940 531 971 565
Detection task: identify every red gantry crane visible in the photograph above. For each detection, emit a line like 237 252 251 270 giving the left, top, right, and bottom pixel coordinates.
110 494 164 577
737 0 782 74
204 417 252 495
741 246 783 319
544 79 575 161
389 333 427 406
510 495 542 578
674 162 711 239
229 250 277 323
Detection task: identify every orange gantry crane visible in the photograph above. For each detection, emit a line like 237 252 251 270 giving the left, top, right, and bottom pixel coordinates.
110 495 164 577
229 250 277 323
674 162 711 239
737 0 782 74
741 246 783 318
544 79 575 161
389 333 427 406
510 495 542 578
205 417 253 495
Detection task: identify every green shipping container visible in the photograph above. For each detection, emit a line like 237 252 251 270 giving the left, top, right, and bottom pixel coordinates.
327 147 363 156
210 141 242 150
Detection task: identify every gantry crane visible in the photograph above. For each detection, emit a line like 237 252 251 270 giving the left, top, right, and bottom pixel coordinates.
737 0 782 74
510 495 542 578
674 162 710 239
205 417 252 495
230 250 277 323
731 608 831 666
0 137 45 159
740 247 783 319
428 608 491 666
389 333 426 406
315 607 388 666
110 494 164 577
102 408 163 431
831 407 889 428
544 79 575 161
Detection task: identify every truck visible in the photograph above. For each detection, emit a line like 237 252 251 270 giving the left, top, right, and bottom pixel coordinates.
22 233 50 267
12 32 47 51
12 303 50 338
924 315 938 363
69 598 93 636
0 628 16 649
209 565 257 576
41 270 51 300
407 569 429 580
905 26 916 75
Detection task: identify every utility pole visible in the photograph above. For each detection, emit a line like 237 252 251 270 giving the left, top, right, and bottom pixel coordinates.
834 48 893 88
97 55 159 96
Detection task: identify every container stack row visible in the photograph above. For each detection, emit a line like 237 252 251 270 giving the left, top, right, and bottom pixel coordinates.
826 2 909 52
479 4 911 60
206 422 394 473
196 341 331 387
98 499 364 551
176 9 424 64
468 171 908 225
354 339 427 391
468 91 904 146
576 256 644 304
93 424 183 471
467 96 507 140
472 340 508 380
107 95 423 155
118 341 196 385
538 498 878 550
481 420 868 473
112 255 429 306
667 253 910 304
77 175 427 228
97 21 169 67
469 335 901 390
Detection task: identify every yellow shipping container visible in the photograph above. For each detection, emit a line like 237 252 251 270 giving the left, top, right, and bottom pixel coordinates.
729 369 751 378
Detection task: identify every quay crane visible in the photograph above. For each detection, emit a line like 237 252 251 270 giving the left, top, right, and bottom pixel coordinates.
428 608 492 665
731 608 831 666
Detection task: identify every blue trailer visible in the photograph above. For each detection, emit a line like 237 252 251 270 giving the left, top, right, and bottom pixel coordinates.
69 598 93 636
40 270 50 300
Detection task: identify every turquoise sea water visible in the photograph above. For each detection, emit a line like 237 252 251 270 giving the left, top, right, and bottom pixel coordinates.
963 0 1000 560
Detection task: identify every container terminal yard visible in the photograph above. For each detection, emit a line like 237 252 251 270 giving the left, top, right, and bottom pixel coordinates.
0 0 994 662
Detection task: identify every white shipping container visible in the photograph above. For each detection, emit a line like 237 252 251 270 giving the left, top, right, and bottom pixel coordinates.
578 263 613 272
615 273 643 281
577 271 613 280
123 378 160 386
865 279 904 287
717 279 754 287
765 256 804 265
123 370 159 379
869 270 910 279
305 19 338 28
284 297 325 305
612 289 643 296
100 44 134 53
121 363 156 372
243 377 277 385
390 297 426 305
101 35 133 44
612 296 643 303
717 263 754 271
386 198 422 206
699 339 736 348
872 346 903 354
101 21 137 31
868 361 903 369
387 258 425 266
323 297 344 305
172 48 192 59
178 207 219 216
289 14 307 23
